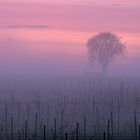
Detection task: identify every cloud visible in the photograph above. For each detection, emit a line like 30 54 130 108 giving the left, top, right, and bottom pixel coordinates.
3 25 49 29
112 3 126 7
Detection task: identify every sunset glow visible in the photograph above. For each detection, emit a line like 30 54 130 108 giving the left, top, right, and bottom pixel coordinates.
0 0 140 75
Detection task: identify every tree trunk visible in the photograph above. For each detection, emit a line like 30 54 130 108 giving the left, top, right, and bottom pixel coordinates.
101 62 107 75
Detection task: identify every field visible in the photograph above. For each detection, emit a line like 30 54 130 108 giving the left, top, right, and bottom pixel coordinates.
0 76 140 140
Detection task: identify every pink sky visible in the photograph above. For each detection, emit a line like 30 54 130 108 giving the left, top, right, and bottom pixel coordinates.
0 1 140 76
1 0 140 6
0 2 140 32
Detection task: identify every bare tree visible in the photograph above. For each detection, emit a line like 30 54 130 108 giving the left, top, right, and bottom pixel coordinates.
86 32 125 74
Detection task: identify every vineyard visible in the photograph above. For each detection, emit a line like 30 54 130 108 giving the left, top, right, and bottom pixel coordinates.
0 77 139 140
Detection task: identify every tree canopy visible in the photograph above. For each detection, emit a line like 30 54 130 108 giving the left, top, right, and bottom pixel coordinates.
87 32 125 73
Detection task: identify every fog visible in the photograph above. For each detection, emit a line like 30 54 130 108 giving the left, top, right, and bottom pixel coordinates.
0 2 140 139
0 30 140 140
0 30 139 78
